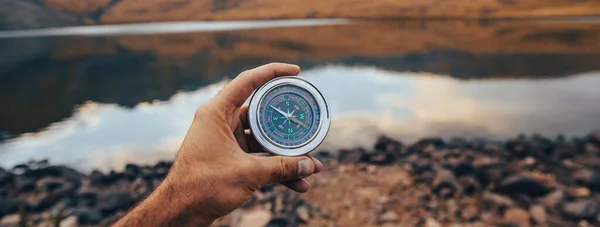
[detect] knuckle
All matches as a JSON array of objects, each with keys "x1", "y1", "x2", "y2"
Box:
[{"x1": 277, "y1": 158, "x2": 290, "y2": 181}]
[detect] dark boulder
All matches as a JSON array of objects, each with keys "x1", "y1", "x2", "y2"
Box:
[
  {"x1": 21, "y1": 166, "x2": 83, "y2": 183},
  {"x1": 312, "y1": 150, "x2": 333, "y2": 162},
  {"x1": 75, "y1": 208, "x2": 104, "y2": 225},
  {"x1": 77, "y1": 191, "x2": 98, "y2": 207},
  {"x1": 432, "y1": 169, "x2": 460, "y2": 199},
  {"x1": 415, "y1": 137, "x2": 445, "y2": 149},
  {"x1": 266, "y1": 216, "x2": 295, "y2": 227},
  {"x1": 374, "y1": 136, "x2": 403, "y2": 156},
  {"x1": 97, "y1": 193, "x2": 133, "y2": 216},
  {"x1": 561, "y1": 199, "x2": 600, "y2": 222},
  {"x1": 474, "y1": 163, "x2": 508, "y2": 187},
  {"x1": 362, "y1": 150, "x2": 395, "y2": 165},
  {"x1": 573, "y1": 169, "x2": 600, "y2": 191},
  {"x1": 15, "y1": 178, "x2": 36, "y2": 193},
  {"x1": 495, "y1": 176, "x2": 549, "y2": 198},
  {"x1": 32, "y1": 179, "x2": 77, "y2": 211},
  {"x1": 89, "y1": 170, "x2": 111, "y2": 187},
  {"x1": 124, "y1": 164, "x2": 141, "y2": 180},
  {"x1": 411, "y1": 160, "x2": 433, "y2": 175},
  {"x1": 337, "y1": 149, "x2": 364, "y2": 164},
  {"x1": 452, "y1": 162, "x2": 475, "y2": 178},
  {"x1": 0, "y1": 171, "x2": 14, "y2": 187}
]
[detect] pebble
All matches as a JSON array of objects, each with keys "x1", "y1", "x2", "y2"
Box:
[
  {"x1": 377, "y1": 210, "x2": 398, "y2": 224},
  {"x1": 235, "y1": 210, "x2": 271, "y2": 227},
  {"x1": 460, "y1": 203, "x2": 479, "y2": 221},
  {"x1": 567, "y1": 187, "x2": 591, "y2": 198},
  {"x1": 561, "y1": 199, "x2": 600, "y2": 222},
  {"x1": 296, "y1": 205, "x2": 310, "y2": 223},
  {"x1": 503, "y1": 208, "x2": 531, "y2": 227},
  {"x1": 530, "y1": 205, "x2": 547, "y2": 225}
]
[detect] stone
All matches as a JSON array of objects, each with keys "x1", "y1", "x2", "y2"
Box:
[
  {"x1": 96, "y1": 193, "x2": 133, "y2": 215},
  {"x1": 89, "y1": 170, "x2": 110, "y2": 187},
  {"x1": 539, "y1": 190, "x2": 564, "y2": 209},
  {"x1": 425, "y1": 217, "x2": 442, "y2": 227},
  {"x1": 0, "y1": 171, "x2": 14, "y2": 187},
  {"x1": 15, "y1": 178, "x2": 36, "y2": 193},
  {"x1": 452, "y1": 162, "x2": 475, "y2": 178},
  {"x1": 523, "y1": 157, "x2": 536, "y2": 167},
  {"x1": 77, "y1": 191, "x2": 98, "y2": 207},
  {"x1": 460, "y1": 203, "x2": 479, "y2": 221},
  {"x1": 60, "y1": 215, "x2": 77, "y2": 227},
  {"x1": 495, "y1": 176, "x2": 548, "y2": 197},
  {"x1": 296, "y1": 205, "x2": 310, "y2": 223},
  {"x1": 432, "y1": 169, "x2": 460, "y2": 199},
  {"x1": 31, "y1": 179, "x2": 76, "y2": 211},
  {"x1": 21, "y1": 166, "x2": 83, "y2": 183},
  {"x1": 566, "y1": 187, "x2": 591, "y2": 198},
  {"x1": 265, "y1": 216, "x2": 294, "y2": 227},
  {"x1": 411, "y1": 160, "x2": 433, "y2": 175},
  {"x1": 416, "y1": 137, "x2": 445, "y2": 149},
  {"x1": 74, "y1": 208, "x2": 103, "y2": 225},
  {"x1": 529, "y1": 205, "x2": 547, "y2": 225},
  {"x1": 233, "y1": 210, "x2": 271, "y2": 227},
  {"x1": 363, "y1": 151, "x2": 395, "y2": 165},
  {"x1": 503, "y1": 208, "x2": 531, "y2": 227},
  {"x1": 337, "y1": 149, "x2": 364, "y2": 164},
  {"x1": 374, "y1": 136, "x2": 403, "y2": 156},
  {"x1": 366, "y1": 165, "x2": 377, "y2": 174},
  {"x1": 561, "y1": 199, "x2": 600, "y2": 222},
  {"x1": 0, "y1": 214, "x2": 19, "y2": 226},
  {"x1": 377, "y1": 210, "x2": 398, "y2": 224},
  {"x1": 573, "y1": 169, "x2": 600, "y2": 191},
  {"x1": 482, "y1": 192, "x2": 515, "y2": 209}
]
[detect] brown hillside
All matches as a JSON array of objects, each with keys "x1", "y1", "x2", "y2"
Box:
[{"x1": 42, "y1": 0, "x2": 600, "y2": 25}]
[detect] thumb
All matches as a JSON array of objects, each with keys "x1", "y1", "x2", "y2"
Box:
[{"x1": 255, "y1": 156, "x2": 315, "y2": 184}]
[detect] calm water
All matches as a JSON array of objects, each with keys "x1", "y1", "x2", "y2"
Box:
[{"x1": 1, "y1": 20, "x2": 600, "y2": 172}]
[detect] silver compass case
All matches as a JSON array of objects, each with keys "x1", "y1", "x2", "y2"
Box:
[{"x1": 248, "y1": 76, "x2": 331, "y2": 156}]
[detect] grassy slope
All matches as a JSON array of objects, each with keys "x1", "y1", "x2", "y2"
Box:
[{"x1": 41, "y1": 0, "x2": 600, "y2": 25}]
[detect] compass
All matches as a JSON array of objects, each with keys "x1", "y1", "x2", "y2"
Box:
[{"x1": 248, "y1": 76, "x2": 330, "y2": 156}]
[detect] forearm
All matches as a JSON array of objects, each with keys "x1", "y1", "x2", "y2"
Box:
[{"x1": 113, "y1": 178, "x2": 214, "y2": 227}]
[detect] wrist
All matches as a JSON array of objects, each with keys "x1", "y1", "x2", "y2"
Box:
[{"x1": 152, "y1": 176, "x2": 215, "y2": 226}]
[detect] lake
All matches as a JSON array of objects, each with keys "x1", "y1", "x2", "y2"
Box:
[{"x1": 1, "y1": 19, "x2": 600, "y2": 172}]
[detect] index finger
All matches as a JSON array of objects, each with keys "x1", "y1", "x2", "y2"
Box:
[{"x1": 217, "y1": 63, "x2": 300, "y2": 110}]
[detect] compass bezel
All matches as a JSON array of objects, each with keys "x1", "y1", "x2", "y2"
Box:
[{"x1": 248, "y1": 76, "x2": 330, "y2": 156}]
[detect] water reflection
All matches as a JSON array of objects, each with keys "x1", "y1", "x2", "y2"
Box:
[{"x1": 1, "y1": 66, "x2": 599, "y2": 172}]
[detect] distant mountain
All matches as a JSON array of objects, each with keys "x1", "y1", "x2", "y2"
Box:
[
  {"x1": 0, "y1": 0, "x2": 80, "y2": 30},
  {"x1": 1, "y1": 0, "x2": 600, "y2": 30}
]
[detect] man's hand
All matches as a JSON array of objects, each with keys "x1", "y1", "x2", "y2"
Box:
[{"x1": 113, "y1": 63, "x2": 323, "y2": 227}]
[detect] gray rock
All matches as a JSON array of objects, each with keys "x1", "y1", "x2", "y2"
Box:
[
  {"x1": 561, "y1": 199, "x2": 600, "y2": 222},
  {"x1": 539, "y1": 190, "x2": 564, "y2": 209},
  {"x1": 376, "y1": 210, "x2": 398, "y2": 224},
  {"x1": 0, "y1": 171, "x2": 14, "y2": 187},
  {"x1": 96, "y1": 193, "x2": 133, "y2": 215},
  {"x1": 482, "y1": 191, "x2": 515, "y2": 209},
  {"x1": 460, "y1": 203, "x2": 479, "y2": 222},
  {"x1": 573, "y1": 169, "x2": 600, "y2": 191},
  {"x1": 74, "y1": 208, "x2": 103, "y2": 225},
  {"x1": 432, "y1": 169, "x2": 460, "y2": 198},
  {"x1": 265, "y1": 216, "x2": 294, "y2": 227},
  {"x1": 529, "y1": 205, "x2": 547, "y2": 225},
  {"x1": 295, "y1": 205, "x2": 310, "y2": 223},
  {"x1": 495, "y1": 176, "x2": 548, "y2": 197},
  {"x1": 503, "y1": 208, "x2": 531, "y2": 227}
]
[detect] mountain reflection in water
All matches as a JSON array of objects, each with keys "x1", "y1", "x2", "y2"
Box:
[{"x1": 1, "y1": 20, "x2": 600, "y2": 171}]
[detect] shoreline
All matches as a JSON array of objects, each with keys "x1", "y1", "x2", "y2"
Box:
[{"x1": 1, "y1": 131, "x2": 600, "y2": 226}]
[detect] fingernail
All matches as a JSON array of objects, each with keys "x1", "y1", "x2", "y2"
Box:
[{"x1": 297, "y1": 158, "x2": 313, "y2": 178}]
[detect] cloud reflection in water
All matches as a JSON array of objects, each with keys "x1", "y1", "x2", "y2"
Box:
[{"x1": 0, "y1": 66, "x2": 599, "y2": 172}]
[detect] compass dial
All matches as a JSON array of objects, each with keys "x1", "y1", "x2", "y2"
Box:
[
  {"x1": 259, "y1": 85, "x2": 320, "y2": 147},
  {"x1": 249, "y1": 77, "x2": 330, "y2": 156}
]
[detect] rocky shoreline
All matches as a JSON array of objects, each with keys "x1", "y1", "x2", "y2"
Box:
[{"x1": 1, "y1": 131, "x2": 600, "y2": 226}]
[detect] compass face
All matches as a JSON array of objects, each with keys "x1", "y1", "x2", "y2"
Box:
[
  {"x1": 258, "y1": 85, "x2": 320, "y2": 148},
  {"x1": 249, "y1": 76, "x2": 330, "y2": 156}
]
